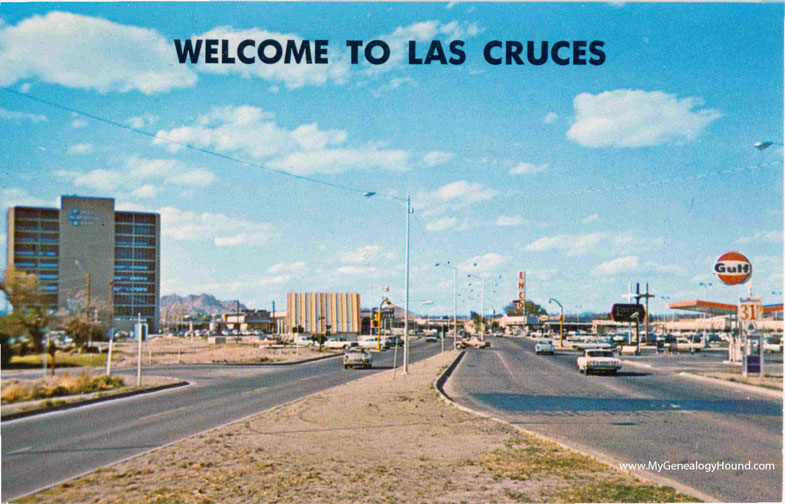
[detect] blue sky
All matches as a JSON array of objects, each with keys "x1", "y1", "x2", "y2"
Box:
[{"x1": 0, "y1": 2, "x2": 782, "y2": 318}]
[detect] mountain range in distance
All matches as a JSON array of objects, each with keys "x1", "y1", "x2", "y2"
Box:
[{"x1": 160, "y1": 293, "x2": 248, "y2": 318}]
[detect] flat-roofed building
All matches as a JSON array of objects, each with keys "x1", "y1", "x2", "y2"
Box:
[
  {"x1": 286, "y1": 292, "x2": 361, "y2": 334},
  {"x1": 6, "y1": 195, "x2": 160, "y2": 332}
]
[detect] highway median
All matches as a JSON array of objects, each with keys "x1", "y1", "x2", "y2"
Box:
[{"x1": 14, "y1": 350, "x2": 698, "y2": 504}]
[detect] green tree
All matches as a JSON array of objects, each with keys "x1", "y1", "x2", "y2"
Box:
[
  {"x1": 0, "y1": 267, "x2": 52, "y2": 353},
  {"x1": 59, "y1": 300, "x2": 111, "y2": 351},
  {"x1": 0, "y1": 314, "x2": 24, "y2": 368},
  {"x1": 504, "y1": 300, "x2": 546, "y2": 317}
]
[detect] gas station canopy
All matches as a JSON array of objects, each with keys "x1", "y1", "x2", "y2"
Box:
[{"x1": 668, "y1": 300, "x2": 783, "y2": 315}]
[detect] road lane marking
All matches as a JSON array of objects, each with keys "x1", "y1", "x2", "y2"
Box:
[{"x1": 497, "y1": 352, "x2": 516, "y2": 379}]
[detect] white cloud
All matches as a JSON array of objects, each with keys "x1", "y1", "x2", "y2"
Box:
[
  {"x1": 66, "y1": 143, "x2": 94, "y2": 155},
  {"x1": 131, "y1": 184, "x2": 158, "y2": 199},
  {"x1": 525, "y1": 232, "x2": 605, "y2": 256},
  {"x1": 509, "y1": 162, "x2": 547, "y2": 175},
  {"x1": 416, "y1": 180, "x2": 499, "y2": 216},
  {"x1": 266, "y1": 146, "x2": 410, "y2": 175},
  {"x1": 425, "y1": 217, "x2": 459, "y2": 232},
  {"x1": 0, "y1": 106, "x2": 47, "y2": 122},
  {"x1": 458, "y1": 253, "x2": 508, "y2": 273},
  {"x1": 593, "y1": 256, "x2": 639, "y2": 276},
  {"x1": 268, "y1": 261, "x2": 307, "y2": 274},
  {"x1": 496, "y1": 215, "x2": 526, "y2": 227},
  {"x1": 567, "y1": 89, "x2": 721, "y2": 148},
  {"x1": 735, "y1": 230, "x2": 783, "y2": 244},
  {"x1": 371, "y1": 76, "x2": 416, "y2": 97},
  {"x1": 423, "y1": 151, "x2": 455, "y2": 167},
  {"x1": 582, "y1": 214, "x2": 600, "y2": 224},
  {"x1": 0, "y1": 188, "x2": 54, "y2": 208},
  {"x1": 57, "y1": 156, "x2": 215, "y2": 195},
  {"x1": 341, "y1": 245, "x2": 383, "y2": 264},
  {"x1": 543, "y1": 112, "x2": 558, "y2": 124},
  {"x1": 0, "y1": 11, "x2": 197, "y2": 94},
  {"x1": 524, "y1": 231, "x2": 662, "y2": 257},
  {"x1": 190, "y1": 27, "x2": 349, "y2": 89},
  {"x1": 644, "y1": 262, "x2": 687, "y2": 276},
  {"x1": 337, "y1": 265, "x2": 377, "y2": 275},
  {"x1": 154, "y1": 105, "x2": 411, "y2": 175},
  {"x1": 159, "y1": 206, "x2": 274, "y2": 247},
  {"x1": 127, "y1": 113, "x2": 158, "y2": 129},
  {"x1": 593, "y1": 256, "x2": 687, "y2": 276},
  {"x1": 70, "y1": 118, "x2": 87, "y2": 128}
]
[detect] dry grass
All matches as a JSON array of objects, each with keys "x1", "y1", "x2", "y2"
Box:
[
  {"x1": 108, "y1": 337, "x2": 331, "y2": 367},
  {"x1": 2, "y1": 372, "x2": 124, "y2": 404}
]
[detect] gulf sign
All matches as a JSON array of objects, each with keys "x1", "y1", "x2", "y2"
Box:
[{"x1": 714, "y1": 252, "x2": 752, "y2": 285}]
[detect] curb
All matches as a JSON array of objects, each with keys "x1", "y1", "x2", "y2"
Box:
[
  {"x1": 180, "y1": 353, "x2": 343, "y2": 367},
  {"x1": 7, "y1": 367, "x2": 346, "y2": 502},
  {"x1": 679, "y1": 372, "x2": 783, "y2": 400},
  {"x1": 1, "y1": 381, "x2": 189, "y2": 422},
  {"x1": 433, "y1": 352, "x2": 720, "y2": 503}
]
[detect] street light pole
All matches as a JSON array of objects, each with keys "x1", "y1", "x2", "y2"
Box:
[
  {"x1": 435, "y1": 262, "x2": 459, "y2": 350},
  {"x1": 403, "y1": 195, "x2": 412, "y2": 375},
  {"x1": 364, "y1": 191, "x2": 412, "y2": 374}
]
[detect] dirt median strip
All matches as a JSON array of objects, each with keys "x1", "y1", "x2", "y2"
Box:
[{"x1": 15, "y1": 351, "x2": 698, "y2": 504}]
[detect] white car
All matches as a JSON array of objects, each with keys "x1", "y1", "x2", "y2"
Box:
[
  {"x1": 763, "y1": 338, "x2": 783, "y2": 353},
  {"x1": 343, "y1": 347, "x2": 372, "y2": 369},
  {"x1": 577, "y1": 349, "x2": 622, "y2": 375},
  {"x1": 294, "y1": 335, "x2": 315, "y2": 346},
  {"x1": 324, "y1": 338, "x2": 351, "y2": 350},
  {"x1": 535, "y1": 339, "x2": 554, "y2": 355},
  {"x1": 675, "y1": 338, "x2": 702, "y2": 352}
]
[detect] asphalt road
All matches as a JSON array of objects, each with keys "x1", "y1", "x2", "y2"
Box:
[
  {"x1": 444, "y1": 337, "x2": 783, "y2": 503},
  {"x1": 2, "y1": 339, "x2": 446, "y2": 500}
]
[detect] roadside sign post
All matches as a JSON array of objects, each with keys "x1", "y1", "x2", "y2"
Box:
[
  {"x1": 135, "y1": 314, "x2": 148, "y2": 387},
  {"x1": 739, "y1": 297, "x2": 763, "y2": 378},
  {"x1": 714, "y1": 251, "x2": 753, "y2": 365}
]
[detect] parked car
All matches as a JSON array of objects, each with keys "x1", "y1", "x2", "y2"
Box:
[
  {"x1": 675, "y1": 338, "x2": 702, "y2": 352},
  {"x1": 325, "y1": 337, "x2": 351, "y2": 350},
  {"x1": 457, "y1": 337, "x2": 489, "y2": 349},
  {"x1": 343, "y1": 347, "x2": 372, "y2": 369},
  {"x1": 424, "y1": 335, "x2": 438, "y2": 343},
  {"x1": 577, "y1": 349, "x2": 622, "y2": 375},
  {"x1": 294, "y1": 335, "x2": 315, "y2": 346},
  {"x1": 535, "y1": 339, "x2": 554, "y2": 355},
  {"x1": 763, "y1": 337, "x2": 783, "y2": 353}
]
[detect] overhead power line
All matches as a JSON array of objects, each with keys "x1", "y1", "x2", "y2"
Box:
[{"x1": 0, "y1": 86, "x2": 403, "y2": 201}]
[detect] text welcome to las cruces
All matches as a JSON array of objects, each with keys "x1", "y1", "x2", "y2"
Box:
[{"x1": 174, "y1": 38, "x2": 606, "y2": 66}]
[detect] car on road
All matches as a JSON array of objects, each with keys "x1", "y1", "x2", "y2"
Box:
[
  {"x1": 675, "y1": 337, "x2": 702, "y2": 352},
  {"x1": 577, "y1": 349, "x2": 622, "y2": 375},
  {"x1": 343, "y1": 347, "x2": 372, "y2": 369},
  {"x1": 535, "y1": 339, "x2": 554, "y2": 355},
  {"x1": 424, "y1": 335, "x2": 438, "y2": 343},
  {"x1": 457, "y1": 337, "x2": 489, "y2": 349},
  {"x1": 325, "y1": 337, "x2": 352, "y2": 350}
]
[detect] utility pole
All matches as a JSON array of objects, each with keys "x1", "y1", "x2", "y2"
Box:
[
  {"x1": 636, "y1": 283, "x2": 654, "y2": 344},
  {"x1": 85, "y1": 273, "x2": 91, "y2": 310}
]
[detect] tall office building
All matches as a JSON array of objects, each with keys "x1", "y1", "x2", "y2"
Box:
[
  {"x1": 6, "y1": 196, "x2": 160, "y2": 332},
  {"x1": 286, "y1": 292, "x2": 361, "y2": 334}
]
